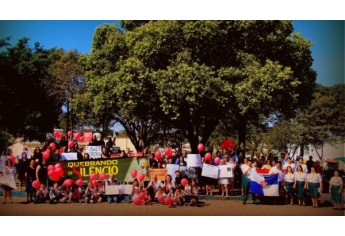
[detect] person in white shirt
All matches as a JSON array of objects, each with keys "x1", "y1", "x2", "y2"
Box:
[
  {"x1": 297, "y1": 158, "x2": 308, "y2": 173},
  {"x1": 329, "y1": 170, "x2": 343, "y2": 210},
  {"x1": 147, "y1": 174, "x2": 162, "y2": 201},
  {"x1": 227, "y1": 158, "x2": 236, "y2": 196},
  {"x1": 269, "y1": 162, "x2": 284, "y2": 181},
  {"x1": 283, "y1": 158, "x2": 296, "y2": 172},
  {"x1": 293, "y1": 165, "x2": 307, "y2": 206},
  {"x1": 241, "y1": 159, "x2": 255, "y2": 205},
  {"x1": 306, "y1": 167, "x2": 322, "y2": 208},
  {"x1": 284, "y1": 166, "x2": 295, "y2": 205},
  {"x1": 240, "y1": 158, "x2": 248, "y2": 197}
]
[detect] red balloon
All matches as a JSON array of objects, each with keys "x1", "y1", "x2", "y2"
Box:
[
  {"x1": 54, "y1": 131, "x2": 59, "y2": 137},
  {"x1": 63, "y1": 179, "x2": 73, "y2": 188},
  {"x1": 133, "y1": 196, "x2": 141, "y2": 206},
  {"x1": 138, "y1": 173, "x2": 145, "y2": 182},
  {"x1": 91, "y1": 180, "x2": 98, "y2": 187},
  {"x1": 54, "y1": 163, "x2": 62, "y2": 169},
  {"x1": 79, "y1": 136, "x2": 84, "y2": 142},
  {"x1": 164, "y1": 148, "x2": 172, "y2": 157},
  {"x1": 197, "y1": 143, "x2": 205, "y2": 152},
  {"x1": 51, "y1": 174, "x2": 60, "y2": 182},
  {"x1": 43, "y1": 151, "x2": 50, "y2": 159},
  {"x1": 32, "y1": 180, "x2": 41, "y2": 189},
  {"x1": 131, "y1": 169, "x2": 137, "y2": 178},
  {"x1": 181, "y1": 178, "x2": 188, "y2": 187},
  {"x1": 138, "y1": 192, "x2": 146, "y2": 200},
  {"x1": 90, "y1": 173, "x2": 98, "y2": 181},
  {"x1": 155, "y1": 151, "x2": 161, "y2": 159},
  {"x1": 99, "y1": 173, "x2": 106, "y2": 181},
  {"x1": 59, "y1": 148, "x2": 64, "y2": 155},
  {"x1": 48, "y1": 165, "x2": 54, "y2": 171},
  {"x1": 205, "y1": 152, "x2": 212, "y2": 161},
  {"x1": 48, "y1": 170, "x2": 54, "y2": 177},
  {"x1": 8, "y1": 156, "x2": 16, "y2": 164},
  {"x1": 57, "y1": 133, "x2": 63, "y2": 139},
  {"x1": 49, "y1": 143, "x2": 56, "y2": 151},
  {"x1": 164, "y1": 196, "x2": 171, "y2": 205},
  {"x1": 157, "y1": 195, "x2": 165, "y2": 203},
  {"x1": 74, "y1": 132, "x2": 81, "y2": 140},
  {"x1": 214, "y1": 157, "x2": 221, "y2": 165},
  {"x1": 67, "y1": 131, "x2": 73, "y2": 137},
  {"x1": 168, "y1": 197, "x2": 174, "y2": 205},
  {"x1": 75, "y1": 179, "x2": 83, "y2": 187},
  {"x1": 55, "y1": 167, "x2": 64, "y2": 177},
  {"x1": 68, "y1": 141, "x2": 74, "y2": 148}
]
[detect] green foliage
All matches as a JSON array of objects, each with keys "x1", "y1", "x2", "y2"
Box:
[{"x1": 0, "y1": 38, "x2": 63, "y2": 141}]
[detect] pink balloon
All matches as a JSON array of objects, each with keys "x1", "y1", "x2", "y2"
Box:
[
  {"x1": 138, "y1": 192, "x2": 146, "y2": 200},
  {"x1": 155, "y1": 151, "x2": 161, "y2": 159},
  {"x1": 67, "y1": 131, "x2": 72, "y2": 137},
  {"x1": 181, "y1": 178, "x2": 188, "y2": 187},
  {"x1": 131, "y1": 169, "x2": 137, "y2": 178},
  {"x1": 138, "y1": 173, "x2": 145, "y2": 182},
  {"x1": 32, "y1": 180, "x2": 41, "y2": 189},
  {"x1": 43, "y1": 151, "x2": 50, "y2": 159},
  {"x1": 214, "y1": 157, "x2": 221, "y2": 165},
  {"x1": 164, "y1": 196, "x2": 171, "y2": 205},
  {"x1": 91, "y1": 180, "x2": 98, "y2": 187},
  {"x1": 205, "y1": 152, "x2": 212, "y2": 161},
  {"x1": 68, "y1": 141, "x2": 74, "y2": 148},
  {"x1": 74, "y1": 132, "x2": 81, "y2": 140},
  {"x1": 54, "y1": 163, "x2": 62, "y2": 169},
  {"x1": 49, "y1": 143, "x2": 56, "y2": 151},
  {"x1": 133, "y1": 196, "x2": 141, "y2": 206},
  {"x1": 168, "y1": 197, "x2": 174, "y2": 205},
  {"x1": 99, "y1": 173, "x2": 106, "y2": 181},
  {"x1": 90, "y1": 173, "x2": 98, "y2": 181},
  {"x1": 75, "y1": 179, "x2": 83, "y2": 187},
  {"x1": 197, "y1": 143, "x2": 205, "y2": 152}
]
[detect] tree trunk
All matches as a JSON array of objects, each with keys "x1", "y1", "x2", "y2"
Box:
[
  {"x1": 238, "y1": 114, "x2": 247, "y2": 159},
  {"x1": 66, "y1": 101, "x2": 70, "y2": 138}
]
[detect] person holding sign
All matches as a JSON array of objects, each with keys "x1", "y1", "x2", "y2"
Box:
[{"x1": 218, "y1": 160, "x2": 229, "y2": 197}]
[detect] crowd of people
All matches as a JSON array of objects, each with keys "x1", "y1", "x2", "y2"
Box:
[{"x1": 0, "y1": 136, "x2": 343, "y2": 210}]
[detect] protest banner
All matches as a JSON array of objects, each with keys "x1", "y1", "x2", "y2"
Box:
[
  {"x1": 85, "y1": 146, "x2": 102, "y2": 159},
  {"x1": 149, "y1": 168, "x2": 167, "y2": 181},
  {"x1": 166, "y1": 164, "x2": 180, "y2": 180},
  {"x1": 218, "y1": 164, "x2": 233, "y2": 178},
  {"x1": 201, "y1": 164, "x2": 219, "y2": 179},
  {"x1": 61, "y1": 152, "x2": 78, "y2": 161},
  {"x1": 119, "y1": 184, "x2": 133, "y2": 195},
  {"x1": 187, "y1": 154, "x2": 202, "y2": 168},
  {"x1": 55, "y1": 157, "x2": 150, "y2": 182}
]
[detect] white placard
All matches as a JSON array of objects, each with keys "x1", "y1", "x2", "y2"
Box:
[
  {"x1": 85, "y1": 146, "x2": 102, "y2": 159},
  {"x1": 201, "y1": 164, "x2": 219, "y2": 179},
  {"x1": 187, "y1": 154, "x2": 202, "y2": 168},
  {"x1": 105, "y1": 185, "x2": 119, "y2": 195},
  {"x1": 218, "y1": 165, "x2": 233, "y2": 178},
  {"x1": 61, "y1": 152, "x2": 78, "y2": 161},
  {"x1": 0, "y1": 174, "x2": 17, "y2": 189},
  {"x1": 166, "y1": 164, "x2": 180, "y2": 180}
]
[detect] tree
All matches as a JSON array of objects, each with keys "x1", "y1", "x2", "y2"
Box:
[
  {"x1": 0, "y1": 38, "x2": 63, "y2": 141},
  {"x1": 77, "y1": 21, "x2": 316, "y2": 153}
]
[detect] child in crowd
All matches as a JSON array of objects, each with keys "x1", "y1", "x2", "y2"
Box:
[
  {"x1": 143, "y1": 188, "x2": 151, "y2": 205},
  {"x1": 174, "y1": 186, "x2": 185, "y2": 206},
  {"x1": 49, "y1": 183, "x2": 61, "y2": 204},
  {"x1": 154, "y1": 186, "x2": 166, "y2": 203},
  {"x1": 34, "y1": 184, "x2": 48, "y2": 204}
]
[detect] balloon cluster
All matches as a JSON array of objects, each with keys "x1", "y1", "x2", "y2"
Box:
[
  {"x1": 133, "y1": 191, "x2": 146, "y2": 205},
  {"x1": 48, "y1": 163, "x2": 65, "y2": 182}
]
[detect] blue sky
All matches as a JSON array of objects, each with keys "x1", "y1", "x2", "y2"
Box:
[{"x1": 0, "y1": 20, "x2": 343, "y2": 87}]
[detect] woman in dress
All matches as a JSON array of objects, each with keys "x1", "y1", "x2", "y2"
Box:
[
  {"x1": 306, "y1": 166, "x2": 322, "y2": 208},
  {"x1": 25, "y1": 159, "x2": 36, "y2": 203},
  {"x1": 284, "y1": 166, "x2": 295, "y2": 205},
  {"x1": 36, "y1": 158, "x2": 48, "y2": 186},
  {"x1": 293, "y1": 165, "x2": 307, "y2": 206},
  {"x1": 17, "y1": 152, "x2": 29, "y2": 192},
  {"x1": 163, "y1": 174, "x2": 175, "y2": 194},
  {"x1": 218, "y1": 159, "x2": 229, "y2": 197},
  {"x1": 1, "y1": 159, "x2": 17, "y2": 203},
  {"x1": 329, "y1": 170, "x2": 343, "y2": 210}
]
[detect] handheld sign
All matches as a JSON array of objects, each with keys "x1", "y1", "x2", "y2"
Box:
[
  {"x1": 187, "y1": 154, "x2": 202, "y2": 168},
  {"x1": 85, "y1": 146, "x2": 102, "y2": 159}
]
